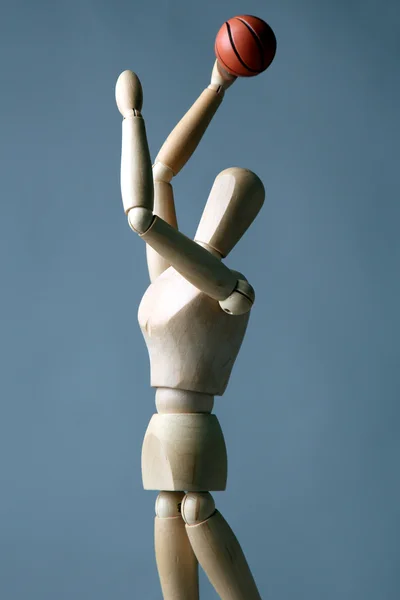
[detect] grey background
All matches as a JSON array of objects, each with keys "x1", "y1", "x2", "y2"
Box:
[{"x1": 1, "y1": 0, "x2": 399, "y2": 598}]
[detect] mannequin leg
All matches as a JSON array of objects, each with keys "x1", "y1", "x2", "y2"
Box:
[
  {"x1": 155, "y1": 491, "x2": 199, "y2": 599},
  {"x1": 182, "y1": 492, "x2": 261, "y2": 600}
]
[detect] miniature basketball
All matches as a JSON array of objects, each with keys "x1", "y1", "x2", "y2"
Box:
[{"x1": 215, "y1": 15, "x2": 277, "y2": 77}]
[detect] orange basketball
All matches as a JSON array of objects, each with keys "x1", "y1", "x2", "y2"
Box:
[{"x1": 215, "y1": 15, "x2": 277, "y2": 77}]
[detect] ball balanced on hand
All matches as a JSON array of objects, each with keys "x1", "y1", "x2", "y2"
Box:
[{"x1": 215, "y1": 14, "x2": 277, "y2": 77}]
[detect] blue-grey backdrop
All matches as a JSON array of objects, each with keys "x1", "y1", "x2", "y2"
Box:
[{"x1": 1, "y1": 0, "x2": 399, "y2": 598}]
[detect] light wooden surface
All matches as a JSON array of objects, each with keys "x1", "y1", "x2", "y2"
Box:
[
  {"x1": 141, "y1": 413, "x2": 227, "y2": 491},
  {"x1": 185, "y1": 509, "x2": 262, "y2": 600},
  {"x1": 155, "y1": 516, "x2": 199, "y2": 599},
  {"x1": 155, "y1": 87, "x2": 224, "y2": 176},
  {"x1": 116, "y1": 70, "x2": 153, "y2": 214},
  {"x1": 138, "y1": 215, "x2": 237, "y2": 301},
  {"x1": 116, "y1": 61, "x2": 265, "y2": 598},
  {"x1": 120, "y1": 116, "x2": 153, "y2": 214},
  {"x1": 155, "y1": 491, "x2": 199, "y2": 599},
  {"x1": 155, "y1": 388, "x2": 214, "y2": 414},
  {"x1": 195, "y1": 167, "x2": 265, "y2": 258},
  {"x1": 138, "y1": 267, "x2": 249, "y2": 395},
  {"x1": 115, "y1": 69, "x2": 143, "y2": 117},
  {"x1": 118, "y1": 66, "x2": 259, "y2": 314},
  {"x1": 181, "y1": 491, "x2": 216, "y2": 525},
  {"x1": 146, "y1": 180, "x2": 178, "y2": 281}
]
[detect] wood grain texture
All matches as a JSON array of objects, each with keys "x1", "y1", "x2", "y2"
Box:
[
  {"x1": 155, "y1": 88, "x2": 223, "y2": 176},
  {"x1": 155, "y1": 516, "x2": 199, "y2": 600},
  {"x1": 186, "y1": 510, "x2": 262, "y2": 600},
  {"x1": 155, "y1": 388, "x2": 214, "y2": 414},
  {"x1": 138, "y1": 267, "x2": 249, "y2": 394},
  {"x1": 140, "y1": 216, "x2": 237, "y2": 300},
  {"x1": 195, "y1": 167, "x2": 265, "y2": 258},
  {"x1": 120, "y1": 116, "x2": 153, "y2": 214},
  {"x1": 146, "y1": 180, "x2": 178, "y2": 282},
  {"x1": 141, "y1": 413, "x2": 227, "y2": 491},
  {"x1": 115, "y1": 69, "x2": 143, "y2": 117},
  {"x1": 116, "y1": 63, "x2": 265, "y2": 599}
]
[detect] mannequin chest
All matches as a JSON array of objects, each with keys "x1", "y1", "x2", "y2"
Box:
[{"x1": 138, "y1": 267, "x2": 249, "y2": 395}]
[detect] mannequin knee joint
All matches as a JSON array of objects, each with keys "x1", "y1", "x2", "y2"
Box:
[
  {"x1": 181, "y1": 492, "x2": 216, "y2": 525},
  {"x1": 155, "y1": 491, "x2": 185, "y2": 518}
]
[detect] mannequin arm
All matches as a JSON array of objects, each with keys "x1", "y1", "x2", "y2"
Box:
[{"x1": 116, "y1": 68, "x2": 253, "y2": 315}]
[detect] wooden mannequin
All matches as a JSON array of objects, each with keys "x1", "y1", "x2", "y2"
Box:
[{"x1": 116, "y1": 60, "x2": 265, "y2": 600}]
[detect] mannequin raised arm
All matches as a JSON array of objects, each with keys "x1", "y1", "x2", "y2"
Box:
[
  {"x1": 116, "y1": 69, "x2": 262, "y2": 315},
  {"x1": 116, "y1": 64, "x2": 236, "y2": 282},
  {"x1": 147, "y1": 61, "x2": 236, "y2": 281},
  {"x1": 154, "y1": 60, "x2": 236, "y2": 178}
]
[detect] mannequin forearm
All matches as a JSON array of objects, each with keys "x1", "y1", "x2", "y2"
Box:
[{"x1": 128, "y1": 208, "x2": 236, "y2": 301}]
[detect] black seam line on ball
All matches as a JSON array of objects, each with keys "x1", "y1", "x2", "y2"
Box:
[
  {"x1": 226, "y1": 22, "x2": 260, "y2": 74},
  {"x1": 216, "y1": 47, "x2": 241, "y2": 77},
  {"x1": 235, "y1": 17, "x2": 266, "y2": 69}
]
